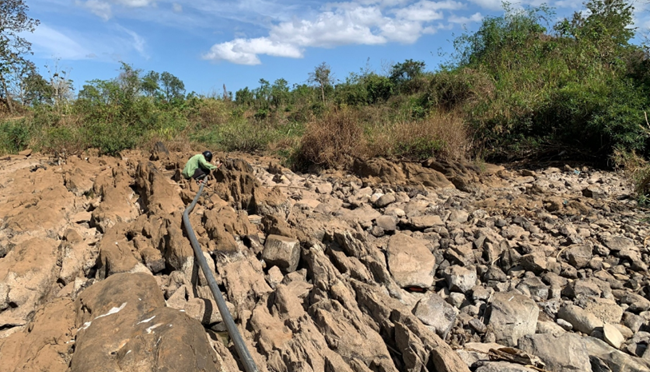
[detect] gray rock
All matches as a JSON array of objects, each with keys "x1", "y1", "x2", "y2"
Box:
[
  {"x1": 409, "y1": 215, "x2": 444, "y2": 229},
  {"x1": 566, "y1": 244, "x2": 593, "y2": 269},
  {"x1": 583, "y1": 297, "x2": 624, "y2": 324},
  {"x1": 469, "y1": 318, "x2": 487, "y2": 333},
  {"x1": 262, "y1": 235, "x2": 301, "y2": 273},
  {"x1": 603, "y1": 323, "x2": 624, "y2": 349},
  {"x1": 387, "y1": 233, "x2": 436, "y2": 288},
  {"x1": 520, "y1": 251, "x2": 547, "y2": 274},
  {"x1": 413, "y1": 292, "x2": 459, "y2": 339},
  {"x1": 623, "y1": 312, "x2": 645, "y2": 333},
  {"x1": 557, "y1": 304, "x2": 604, "y2": 334},
  {"x1": 375, "y1": 193, "x2": 396, "y2": 208},
  {"x1": 583, "y1": 185, "x2": 606, "y2": 199},
  {"x1": 537, "y1": 320, "x2": 566, "y2": 336},
  {"x1": 315, "y1": 183, "x2": 333, "y2": 194},
  {"x1": 444, "y1": 265, "x2": 477, "y2": 293},
  {"x1": 475, "y1": 362, "x2": 537, "y2": 372},
  {"x1": 562, "y1": 279, "x2": 602, "y2": 299},
  {"x1": 516, "y1": 276, "x2": 549, "y2": 301},
  {"x1": 601, "y1": 235, "x2": 635, "y2": 252},
  {"x1": 582, "y1": 336, "x2": 650, "y2": 372},
  {"x1": 487, "y1": 292, "x2": 539, "y2": 347},
  {"x1": 518, "y1": 333, "x2": 591, "y2": 372},
  {"x1": 375, "y1": 215, "x2": 397, "y2": 233},
  {"x1": 449, "y1": 210, "x2": 469, "y2": 223},
  {"x1": 615, "y1": 291, "x2": 650, "y2": 312},
  {"x1": 556, "y1": 318, "x2": 573, "y2": 331}
]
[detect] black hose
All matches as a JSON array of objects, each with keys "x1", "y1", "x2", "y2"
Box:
[{"x1": 182, "y1": 182, "x2": 259, "y2": 372}]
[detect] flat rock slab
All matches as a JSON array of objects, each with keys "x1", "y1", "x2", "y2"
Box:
[
  {"x1": 387, "y1": 233, "x2": 436, "y2": 288},
  {"x1": 518, "y1": 333, "x2": 591, "y2": 372},
  {"x1": 263, "y1": 234, "x2": 301, "y2": 273},
  {"x1": 413, "y1": 291, "x2": 459, "y2": 338},
  {"x1": 487, "y1": 292, "x2": 538, "y2": 347},
  {"x1": 70, "y1": 273, "x2": 223, "y2": 372}
]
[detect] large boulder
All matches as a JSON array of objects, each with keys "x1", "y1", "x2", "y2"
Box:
[
  {"x1": 0, "y1": 238, "x2": 59, "y2": 328},
  {"x1": 135, "y1": 161, "x2": 184, "y2": 215},
  {"x1": 413, "y1": 291, "x2": 459, "y2": 339},
  {"x1": 0, "y1": 298, "x2": 75, "y2": 372},
  {"x1": 518, "y1": 333, "x2": 592, "y2": 372},
  {"x1": 70, "y1": 273, "x2": 223, "y2": 372},
  {"x1": 487, "y1": 292, "x2": 539, "y2": 347},
  {"x1": 387, "y1": 233, "x2": 436, "y2": 288},
  {"x1": 262, "y1": 235, "x2": 301, "y2": 273}
]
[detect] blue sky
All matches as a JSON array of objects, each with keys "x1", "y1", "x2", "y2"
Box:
[{"x1": 23, "y1": 0, "x2": 650, "y2": 95}]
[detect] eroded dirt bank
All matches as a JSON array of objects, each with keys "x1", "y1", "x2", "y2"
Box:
[{"x1": 0, "y1": 148, "x2": 649, "y2": 372}]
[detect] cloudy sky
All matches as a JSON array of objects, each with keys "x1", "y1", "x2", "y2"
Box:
[{"x1": 23, "y1": 0, "x2": 650, "y2": 94}]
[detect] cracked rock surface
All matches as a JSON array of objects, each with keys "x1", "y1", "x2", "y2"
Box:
[{"x1": 1, "y1": 149, "x2": 650, "y2": 372}]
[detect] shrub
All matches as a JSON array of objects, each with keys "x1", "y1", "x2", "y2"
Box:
[
  {"x1": 298, "y1": 109, "x2": 365, "y2": 168},
  {"x1": 0, "y1": 119, "x2": 31, "y2": 154}
]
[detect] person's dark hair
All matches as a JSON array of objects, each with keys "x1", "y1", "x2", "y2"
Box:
[{"x1": 202, "y1": 151, "x2": 213, "y2": 162}]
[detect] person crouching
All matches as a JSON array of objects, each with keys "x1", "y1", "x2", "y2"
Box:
[{"x1": 182, "y1": 151, "x2": 219, "y2": 182}]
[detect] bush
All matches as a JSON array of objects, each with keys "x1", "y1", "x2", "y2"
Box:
[
  {"x1": 0, "y1": 119, "x2": 31, "y2": 154},
  {"x1": 367, "y1": 113, "x2": 470, "y2": 161},
  {"x1": 298, "y1": 109, "x2": 365, "y2": 168}
]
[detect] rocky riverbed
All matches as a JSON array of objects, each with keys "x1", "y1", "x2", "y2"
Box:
[{"x1": 1, "y1": 147, "x2": 650, "y2": 372}]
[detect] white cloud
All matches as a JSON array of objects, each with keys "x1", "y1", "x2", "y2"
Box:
[
  {"x1": 27, "y1": 24, "x2": 92, "y2": 60},
  {"x1": 75, "y1": 0, "x2": 156, "y2": 19},
  {"x1": 76, "y1": 0, "x2": 112, "y2": 20},
  {"x1": 449, "y1": 12, "x2": 483, "y2": 24},
  {"x1": 203, "y1": 1, "x2": 466, "y2": 64},
  {"x1": 467, "y1": 0, "x2": 503, "y2": 11},
  {"x1": 172, "y1": 3, "x2": 182, "y2": 13},
  {"x1": 115, "y1": 25, "x2": 148, "y2": 58},
  {"x1": 203, "y1": 38, "x2": 302, "y2": 65},
  {"x1": 394, "y1": 1, "x2": 464, "y2": 21}
]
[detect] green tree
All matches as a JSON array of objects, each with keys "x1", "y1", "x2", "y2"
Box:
[
  {"x1": 0, "y1": 0, "x2": 39, "y2": 113},
  {"x1": 309, "y1": 62, "x2": 333, "y2": 104},
  {"x1": 389, "y1": 59, "x2": 425, "y2": 93},
  {"x1": 141, "y1": 71, "x2": 160, "y2": 97},
  {"x1": 160, "y1": 71, "x2": 185, "y2": 101}
]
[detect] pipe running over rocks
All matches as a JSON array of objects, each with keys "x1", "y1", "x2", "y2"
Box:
[{"x1": 182, "y1": 182, "x2": 259, "y2": 372}]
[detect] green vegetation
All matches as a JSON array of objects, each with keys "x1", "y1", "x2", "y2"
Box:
[{"x1": 1, "y1": 0, "x2": 649, "y2": 185}]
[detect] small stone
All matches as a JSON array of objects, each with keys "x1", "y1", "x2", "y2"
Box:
[
  {"x1": 449, "y1": 210, "x2": 469, "y2": 223},
  {"x1": 409, "y1": 215, "x2": 444, "y2": 229},
  {"x1": 557, "y1": 304, "x2": 603, "y2": 334},
  {"x1": 266, "y1": 266, "x2": 284, "y2": 288},
  {"x1": 412, "y1": 292, "x2": 459, "y2": 339},
  {"x1": 603, "y1": 323, "x2": 625, "y2": 349},
  {"x1": 583, "y1": 186, "x2": 605, "y2": 199},
  {"x1": 375, "y1": 215, "x2": 397, "y2": 233},
  {"x1": 520, "y1": 251, "x2": 547, "y2": 274},
  {"x1": 444, "y1": 265, "x2": 477, "y2": 293},
  {"x1": 387, "y1": 233, "x2": 436, "y2": 288},
  {"x1": 447, "y1": 292, "x2": 467, "y2": 308},
  {"x1": 556, "y1": 318, "x2": 573, "y2": 331},
  {"x1": 469, "y1": 318, "x2": 487, "y2": 333},
  {"x1": 537, "y1": 320, "x2": 566, "y2": 336},
  {"x1": 487, "y1": 292, "x2": 539, "y2": 347},
  {"x1": 316, "y1": 183, "x2": 333, "y2": 194},
  {"x1": 566, "y1": 244, "x2": 593, "y2": 269},
  {"x1": 262, "y1": 235, "x2": 301, "y2": 273},
  {"x1": 601, "y1": 235, "x2": 635, "y2": 252},
  {"x1": 374, "y1": 193, "x2": 396, "y2": 208}
]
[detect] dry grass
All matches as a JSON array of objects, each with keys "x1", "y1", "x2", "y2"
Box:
[
  {"x1": 612, "y1": 149, "x2": 650, "y2": 198},
  {"x1": 192, "y1": 98, "x2": 231, "y2": 128},
  {"x1": 368, "y1": 112, "x2": 470, "y2": 161},
  {"x1": 297, "y1": 107, "x2": 471, "y2": 169},
  {"x1": 298, "y1": 109, "x2": 366, "y2": 168}
]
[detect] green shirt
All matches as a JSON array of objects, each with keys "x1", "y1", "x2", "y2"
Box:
[{"x1": 182, "y1": 154, "x2": 217, "y2": 179}]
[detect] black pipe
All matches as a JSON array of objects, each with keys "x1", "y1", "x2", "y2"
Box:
[{"x1": 182, "y1": 182, "x2": 259, "y2": 372}]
